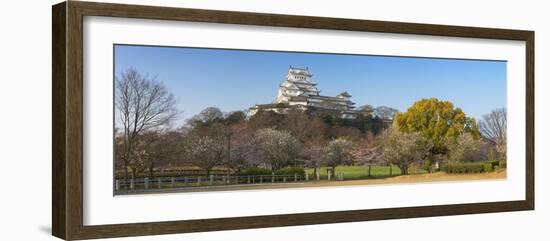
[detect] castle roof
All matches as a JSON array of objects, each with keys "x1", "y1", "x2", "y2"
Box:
[{"x1": 337, "y1": 91, "x2": 352, "y2": 98}]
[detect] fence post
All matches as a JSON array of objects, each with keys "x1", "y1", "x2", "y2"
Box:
[
  {"x1": 144, "y1": 178, "x2": 149, "y2": 189},
  {"x1": 341, "y1": 172, "x2": 345, "y2": 181},
  {"x1": 222, "y1": 176, "x2": 226, "y2": 184},
  {"x1": 271, "y1": 172, "x2": 275, "y2": 183},
  {"x1": 247, "y1": 176, "x2": 250, "y2": 184},
  {"x1": 157, "y1": 178, "x2": 162, "y2": 188},
  {"x1": 197, "y1": 176, "x2": 201, "y2": 185},
  {"x1": 305, "y1": 173, "x2": 309, "y2": 181},
  {"x1": 294, "y1": 173, "x2": 298, "y2": 182},
  {"x1": 283, "y1": 177, "x2": 286, "y2": 182},
  {"x1": 171, "y1": 177, "x2": 175, "y2": 187},
  {"x1": 210, "y1": 175, "x2": 214, "y2": 185},
  {"x1": 327, "y1": 171, "x2": 331, "y2": 181},
  {"x1": 316, "y1": 172, "x2": 320, "y2": 181},
  {"x1": 260, "y1": 176, "x2": 263, "y2": 184},
  {"x1": 115, "y1": 180, "x2": 119, "y2": 191},
  {"x1": 130, "y1": 179, "x2": 134, "y2": 189}
]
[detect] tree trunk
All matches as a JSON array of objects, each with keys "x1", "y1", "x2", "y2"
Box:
[
  {"x1": 123, "y1": 159, "x2": 129, "y2": 184},
  {"x1": 148, "y1": 162, "x2": 154, "y2": 179},
  {"x1": 131, "y1": 167, "x2": 137, "y2": 179},
  {"x1": 331, "y1": 166, "x2": 336, "y2": 178}
]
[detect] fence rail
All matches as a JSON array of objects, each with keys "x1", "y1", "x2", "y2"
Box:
[{"x1": 115, "y1": 172, "x2": 346, "y2": 191}]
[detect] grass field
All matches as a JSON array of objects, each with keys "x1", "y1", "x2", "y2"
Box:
[{"x1": 305, "y1": 165, "x2": 427, "y2": 180}]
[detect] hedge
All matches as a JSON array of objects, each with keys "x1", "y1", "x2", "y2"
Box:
[
  {"x1": 441, "y1": 162, "x2": 486, "y2": 174},
  {"x1": 240, "y1": 167, "x2": 305, "y2": 176},
  {"x1": 240, "y1": 167, "x2": 272, "y2": 176},
  {"x1": 441, "y1": 159, "x2": 508, "y2": 174},
  {"x1": 275, "y1": 167, "x2": 305, "y2": 176}
]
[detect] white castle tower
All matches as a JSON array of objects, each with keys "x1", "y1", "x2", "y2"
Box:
[
  {"x1": 250, "y1": 66, "x2": 366, "y2": 119},
  {"x1": 276, "y1": 66, "x2": 320, "y2": 104}
]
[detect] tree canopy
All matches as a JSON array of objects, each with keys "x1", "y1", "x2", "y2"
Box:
[
  {"x1": 382, "y1": 130, "x2": 431, "y2": 174},
  {"x1": 393, "y1": 98, "x2": 480, "y2": 157}
]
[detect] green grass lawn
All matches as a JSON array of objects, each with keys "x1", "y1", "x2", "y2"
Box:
[{"x1": 305, "y1": 165, "x2": 427, "y2": 180}]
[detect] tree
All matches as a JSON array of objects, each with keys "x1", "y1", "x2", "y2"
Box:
[
  {"x1": 184, "y1": 123, "x2": 227, "y2": 176},
  {"x1": 252, "y1": 128, "x2": 301, "y2": 171},
  {"x1": 479, "y1": 108, "x2": 507, "y2": 160},
  {"x1": 382, "y1": 130, "x2": 431, "y2": 175},
  {"x1": 224, "y1": 111, "x2": 247, "y2": 125},
  {"x1": 248, "y1": 110, "x2": 286, "y2": 130},
  {"x1": 187, "y1": 107, "x2": 224, "y2": 128},
  {"x1": 302, "y1": 140, "x2": 325, "y2": 178},
  {"x1": 115, "y1": 68, "x2": 178, "y2": 181},
  {"x1": 137, "y1": 131, "x2": 183, "y2": 178},
  {"x1": 322, "y1": 138, "x2": 354, "y2": 176},
  {"x1": 446, "y1": 133, "x2": 483, "y2": 163},
  {"x1": 225, "y1": 121, "x2": 254, "y2": 173},
  {"x1": 393, "y1": 98, "x2": 479, "y2": 159},
  {"x1": 283, "y1": 108, "x2": 326, "y2": 143}
]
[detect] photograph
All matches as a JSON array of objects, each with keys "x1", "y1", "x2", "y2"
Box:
[{"x1": 113, "y1": 44, "x2": 507, "y2": 195}]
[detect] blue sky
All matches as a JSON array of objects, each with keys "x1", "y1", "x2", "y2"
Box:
[{"x1": 114, "y1": 44, "x2": 506, "y2": 123}]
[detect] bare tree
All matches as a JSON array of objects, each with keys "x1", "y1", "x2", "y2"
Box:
[
  {"x1": 479, "y1": 108, "x2": 506, "y2": 144},
  {"x1": 446, "y1": 133, "x2": 483, "y2": 163},
  {"x1": 479, "y1": 108, "x2": 506, "y2": 160},
  {"x1": 116, "y1": 68, "x2": 178, "y2": 181},
  {"x1": 183, "y1": 123, "x2": 227, "y2": 177}
]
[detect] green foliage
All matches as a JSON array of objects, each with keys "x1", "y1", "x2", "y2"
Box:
[
  {"x1": 275, "y1": 167, "x2": 305, "y2": 176},
  {"x1": 441, "y1": 163, "x2": 486, "y2": 174},
  {"x1": 239, "y1": 167, "x2": 305, "y2": 176},
  {"x1": 483, "y1": 163, "x2": 493, "y2": 172},
  {"x1": 393, "y1": 98, "x2": 480, "y2": 156},
  {"x1": 422, "y1": 160, "x2": 432, "y2": 172},
  {"x1": 240, "y1": 167, "x2": 272, "y2": 176},
  {"x1": 499, "y1": 160, "x2": 507, "y2": 169},
  {"x1": 488, "y1": 160, "x2": 500, "y2": 168},
  {"x1": 321, "y1": 114, "x2": 385, "y2": 136}
]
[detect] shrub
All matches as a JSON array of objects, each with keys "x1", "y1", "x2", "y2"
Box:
[
  {"x1": 499, "y1": 160, "x2": 507, "y2": 169},
  {"x1": 275, "y1": 167, "x2": 305, "y2": 176},
  {"x1": 441, "y1": 163, "x2": 485, "y2": 174},
  {"x1": 483, "y1": 163, "x2": 493, "y2": 172},
  {"x1": 240, "y1": 167, "x2": 272, "y2": 176},
  {"x1": 422, "y1": 160, "x2": 432, "y2": 173},
  {"x1": 488, "y1": 160, "x2": 500, "y2": 168}
]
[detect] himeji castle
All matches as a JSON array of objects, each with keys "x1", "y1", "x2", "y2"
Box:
[{"x1": 249, "y1": 66, "x2": 372, "y2": 119}]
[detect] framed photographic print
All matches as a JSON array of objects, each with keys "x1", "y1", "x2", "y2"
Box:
[{"x1": 52, "y1": 1, "x2": 534, "y2": 240}]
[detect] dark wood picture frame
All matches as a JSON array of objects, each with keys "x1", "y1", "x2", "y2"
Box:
[{"x1": 52, "y1": 1, "x2": 535, "y2": 240}]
